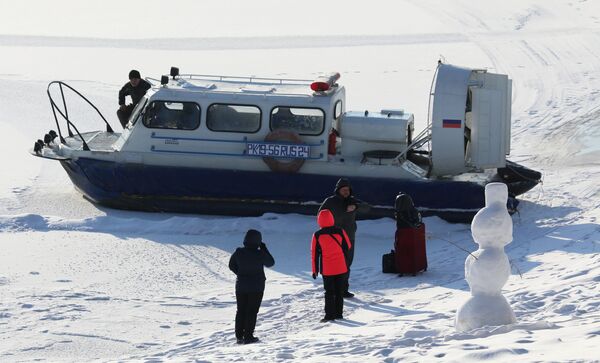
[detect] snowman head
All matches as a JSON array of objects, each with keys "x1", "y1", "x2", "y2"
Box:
[{"x1": 471, "y1": 183, "x2": 513, "y2": 248}]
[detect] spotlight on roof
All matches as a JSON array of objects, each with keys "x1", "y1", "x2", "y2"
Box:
[
  {"x1": 161, "y1": 75, "x2": 169, "y2": 86},
  {"x1": 170, "y1": 67, "x2": 179, "y2": 79}
]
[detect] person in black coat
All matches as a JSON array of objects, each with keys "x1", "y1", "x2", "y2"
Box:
[
  {"x1": 228, "y1": 229, "x2": 275, "y2": 344},
  {"x1": 117, "y1": 69, "x2": 151, "y2": 128},
  {"x1": 318, "y1": 178, "x2": 369, "y2": 298},
  {"x1": 394, "y1": 192, "x2": 422, "y2": 228}
]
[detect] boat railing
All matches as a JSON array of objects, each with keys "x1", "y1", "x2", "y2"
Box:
[
  {"x1": 393, "y1": 125, "x2": 432, "y2": 163},
  {"x1": 150, "y1": 73, "x2": 313, "y2": 86},
  {"x1": 47, "y1": 81, "x2": 114, "y2": 151},
  {"x1": 145, "y1": 74, "x2": 319, "y2": 98}
]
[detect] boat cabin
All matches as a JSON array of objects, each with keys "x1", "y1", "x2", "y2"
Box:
[{"x1": 117, "y1": 71, "x2": 348, "y2": 167}]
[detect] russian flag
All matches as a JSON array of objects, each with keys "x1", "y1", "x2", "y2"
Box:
[{"x1": 442, "y1": 119, "x2": 462, "y2": 128}]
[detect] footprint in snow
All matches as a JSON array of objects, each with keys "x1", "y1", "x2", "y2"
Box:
[
  {"x1": 84, "y1": 296, "x2": 110, "y2": 301},
  {"x1": 515, "y1": 339, "x2": 535, "y2": 343}
]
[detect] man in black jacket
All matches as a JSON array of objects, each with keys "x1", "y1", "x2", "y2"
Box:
[
  {"x1": 228, "y1": 229, "x2": 275, "y2": 344},
  {"x1": 318, "y1": 178, "x2": 369, "y2": 298},
  {"x1": 117, "y1": 69, "x2": 151, "y2": 128}
]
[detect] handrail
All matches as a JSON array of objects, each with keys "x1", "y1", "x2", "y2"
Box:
[
  {"x1": 172, "y1": 73, "x2": 312, "y2": 85},
  {"x1": 145, "y1": 74, "x2": 319, "y2": 99},
  {"x1": 47, "y1": 81, "x2": 114, "y2": 151},
  {"x1": 393, "y1": 125, "x2": 432, "y2": 163},
  {"x1": 392, "y1": 62, "x2": 442, "y2": 170}
]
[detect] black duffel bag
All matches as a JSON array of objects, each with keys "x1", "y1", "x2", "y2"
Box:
[{"x1": 382, "y1": 250, "x2": 397, "y2": 273}]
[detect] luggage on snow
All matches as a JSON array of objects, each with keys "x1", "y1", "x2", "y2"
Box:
[
  {"x1": 394, "y1": 223, "x2": 427, "y2": 276},
  {"x1": 381, "y1": 192, "x2": 427, "y2": 275},
  {"x1": 382, "y1": 250, "x2": 396, "y2": 273}
]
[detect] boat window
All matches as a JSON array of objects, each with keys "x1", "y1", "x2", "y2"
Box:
[
  {"x1": 270, "y1": 107, "x2": 325, "y2": 136},
  {"x1": 142, "y1": 101, "x2": 200, "y2": 130},
  {"x1": 206, "y1": 104, "x2": 261, "y2": 133},
  {"x1": 334, "y1": 100, "x2": 343, "y2": 120}
]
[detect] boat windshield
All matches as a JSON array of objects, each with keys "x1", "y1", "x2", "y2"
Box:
[{"x1": 128, "y1": 97, "x2": 148, "y2": 127}]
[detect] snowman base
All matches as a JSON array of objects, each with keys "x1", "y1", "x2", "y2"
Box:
[{"x1": 455, "y1": 294, "x2": 517, "y2": 332}]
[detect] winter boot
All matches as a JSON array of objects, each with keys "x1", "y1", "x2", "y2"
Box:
[{"x1": 243, "y1": 336, "x2": 259, "y2": 344}]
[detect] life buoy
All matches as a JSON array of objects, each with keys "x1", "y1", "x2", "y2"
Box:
[{"x1": 263, "y1": 130, "x2": 305, "y2": 173}]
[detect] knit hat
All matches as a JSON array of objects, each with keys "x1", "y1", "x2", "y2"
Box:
[
  {"x1": 334, "y1": 177, "x2": 352, "y2": 194},
  {"x1": 243, "y1": 229, "x2": 262, "y2": 248},
  {"x1": 129, "y1": 69, "x2": 141, "y2": 80}
]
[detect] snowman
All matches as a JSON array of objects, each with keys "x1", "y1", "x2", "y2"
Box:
[{"x1": 455, "y1": 182, "x2": 517, "y2": 332}]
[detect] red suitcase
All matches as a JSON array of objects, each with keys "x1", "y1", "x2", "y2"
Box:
[{"x1": 394, "y1": 223, "x2": 427, "y2": 276}]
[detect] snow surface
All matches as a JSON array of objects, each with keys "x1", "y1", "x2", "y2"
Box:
[{"x1": 1, "y1": 0, "x2": 600, "y2": 361}]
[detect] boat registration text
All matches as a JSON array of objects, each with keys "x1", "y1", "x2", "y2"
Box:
[{"x1": 246, "y1": 142, "x2": 310, "y2": 159}]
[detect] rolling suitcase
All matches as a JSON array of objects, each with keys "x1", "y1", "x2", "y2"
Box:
[{"x1": 394, "y1": 223, "x2": 427, "y2": 276}]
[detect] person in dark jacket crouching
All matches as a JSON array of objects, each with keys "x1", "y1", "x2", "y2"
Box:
[
  {"x1": 117, "y1": 69, "x2": 151, "y2": 128},
  {"x1": 229, "y1": 229, "x2": 275, "y2": 344},
  {"x1": 311, "y1": 209, "x2": 352, "y2": 322}
]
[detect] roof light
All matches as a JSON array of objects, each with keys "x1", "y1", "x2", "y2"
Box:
[
  {"x1": 170, "y1": 66, "x2": 179, "y2": 79},
  {"x1": 311, "y1": 72, "x2": 340, "y2": 92},
  {"x1": 311, "y1": 81, "x2": 330, "y2": 92}
]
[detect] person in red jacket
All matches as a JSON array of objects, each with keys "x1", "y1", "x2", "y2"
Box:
[{"x1": 311, "y1": 209, "x2": 352, "y2": 322}]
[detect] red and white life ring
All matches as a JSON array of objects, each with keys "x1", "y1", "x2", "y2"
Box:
[{"x1": 263, "y1": 130, "x2": 305, "y2": 173}]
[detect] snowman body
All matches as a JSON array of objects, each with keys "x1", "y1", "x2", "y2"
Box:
[{"x1": 455, "y1": 183, "x2": 517, "y2": 332}]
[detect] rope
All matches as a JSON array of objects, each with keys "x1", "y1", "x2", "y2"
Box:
[
  {"x1": 427, "y1": 233, "x2": 479, "y2": 260},
  {"x1": 429, "y1": 233, "x2": 525, "y2": 279},
  {"x1": 509, "y1": 259, "x2": 523, "y2": 279}
]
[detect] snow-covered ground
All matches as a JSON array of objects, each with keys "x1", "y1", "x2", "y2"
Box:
[{"x1": 1, "y1": 0, "x2": 599, "y2": 361}]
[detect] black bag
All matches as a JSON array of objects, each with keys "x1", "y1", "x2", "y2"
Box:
[{"x1": 382, "y1": 250, "x2": 397, "y2": 273}]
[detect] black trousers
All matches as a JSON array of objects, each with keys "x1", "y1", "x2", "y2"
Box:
[
  {"x1": 117, "y1": 104, "x2": 134, "y2": 128},
  {"x1": 235, "y1": 291, "x2": 264, "y2": 340},
  {"x1": 323, "y1": 274, "x2": 345, "y2": 319}
]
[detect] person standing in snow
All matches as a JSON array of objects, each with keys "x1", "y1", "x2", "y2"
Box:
[
  {"x1": 318, "y1": 178, "x2": 368, "y2": 298},
  {"x1": 228, "y1": 229, "x2": 275, "y2": 344},
  {"x1": 117, "y1": 69, "x2": 151, "y2": 128},
  {"x1": 311, "y1": 209, "x2": 352, "y2": 322}
]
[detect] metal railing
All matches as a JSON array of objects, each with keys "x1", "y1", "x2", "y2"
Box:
[
  {"x1": 393, "y1": 125, "x2": 432, "y2": 162},
  {"x1": 149, "y1": 73, "x2": 313, "y2": 86},
  {"x1": 145, "y1": 74, "x2": 321, "y2": 98},
  {"x1": 47, "y1": 81, "x2": 113, "y2": 151}
]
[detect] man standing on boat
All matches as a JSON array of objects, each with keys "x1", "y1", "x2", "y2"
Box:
[
  {"x1": 319, "y1": 178, "x2": 369, "y2": 298},
  {"x1": 117, "y1": 69, "x2": 151, "y2": 128}
]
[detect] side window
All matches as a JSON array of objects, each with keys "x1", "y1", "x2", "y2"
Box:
[
  {"x1": 334, "y1": 100, "x2": 343, "y2": 120},
  {"x1": 143, "y1": 101, "x2": 200, "y2": 130},
  {"x1": 270, "y1": 107, "x2": 325, "y2": 136},
  {"x1": 206, "y1": 104, "x2": 261, "y2": 133}
]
